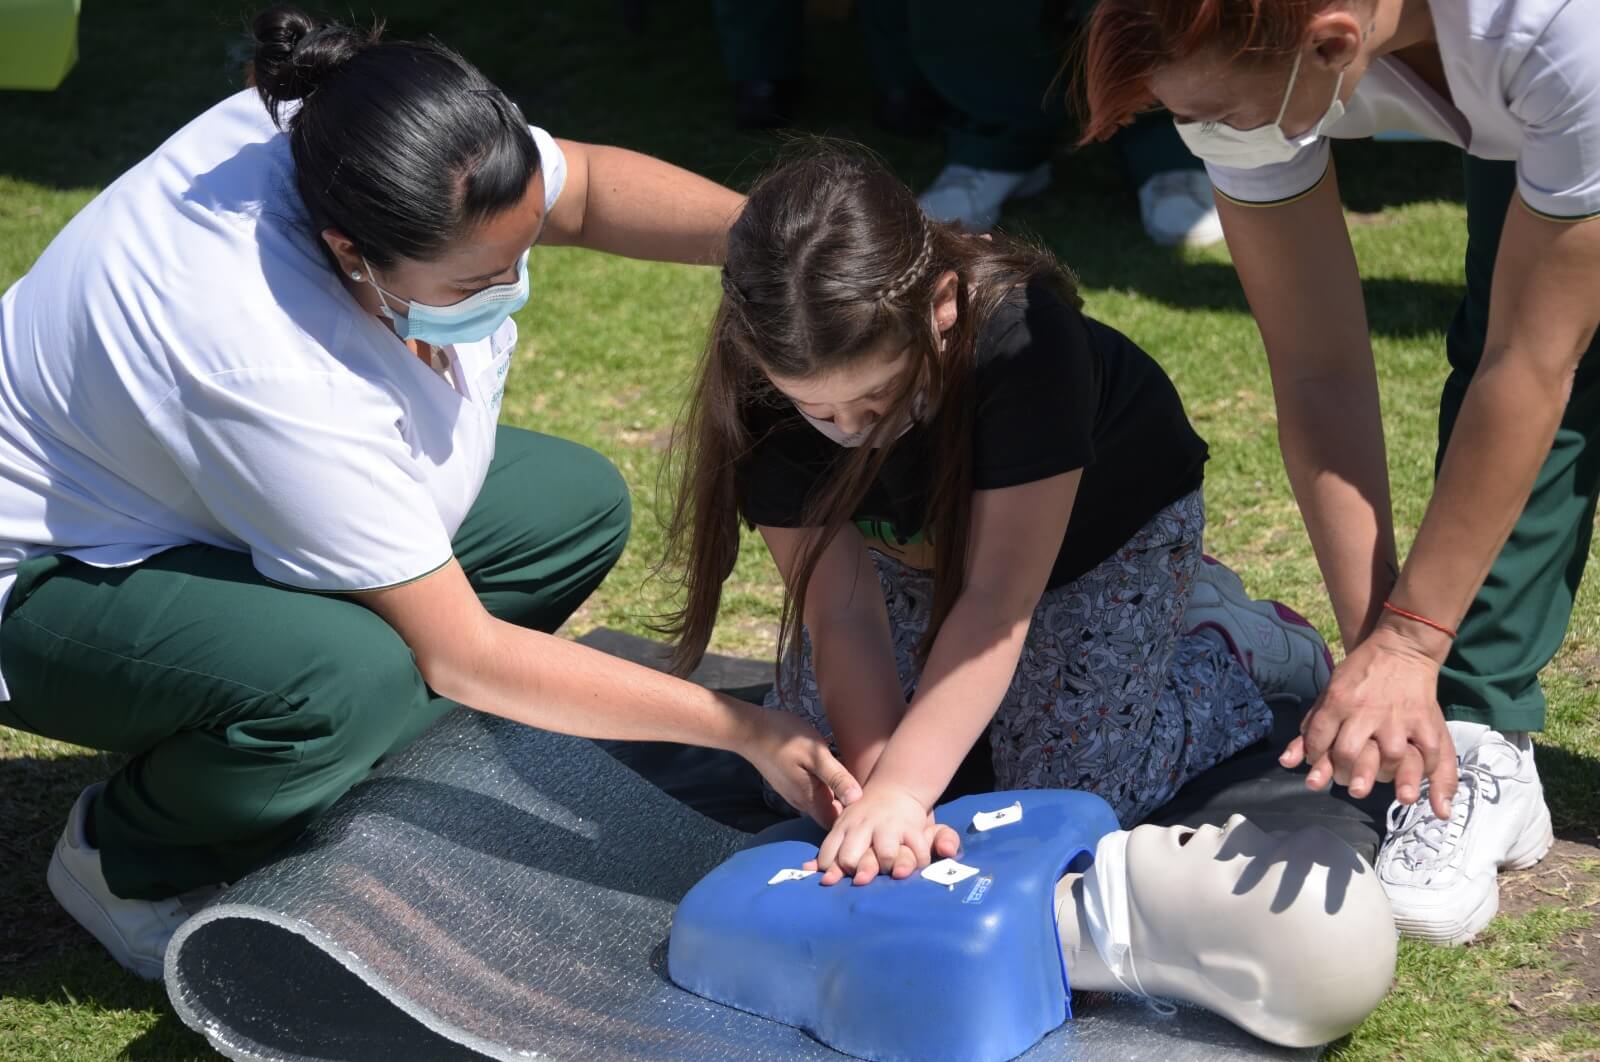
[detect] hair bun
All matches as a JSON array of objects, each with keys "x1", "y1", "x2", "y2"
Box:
[{"x1": 251, "y1": 5, "x2": 378, "y2": 122}]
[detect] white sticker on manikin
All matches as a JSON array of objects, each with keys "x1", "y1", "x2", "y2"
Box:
[
  {"x1": 921, "y1": 859, "x2": 980, "y2": 887},
  {"x1": 972, "y1": 801, "x2": 1023, "y2": 832},
  {"x1": 768, "y1": 868, "x2": 818, "y2": 885}
]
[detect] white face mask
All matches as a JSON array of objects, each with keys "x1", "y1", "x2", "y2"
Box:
[
  {"x1": 1078, "y1": 829, "x2": 1150, "y2": 997},
  {"x1": 1173, "y1": 48, "x2": 1348, "y2": 170},
  {"x1": 797, "y1": 390, "x2": 927, "y2": 448}
]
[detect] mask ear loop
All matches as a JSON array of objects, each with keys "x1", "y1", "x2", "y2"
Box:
[
  {"x1": 1272, "y1": 48, "x2": 1306, "y2": 130},
  {"x1": 359, "y1": 256, "x2": 407, "y2": 323}
]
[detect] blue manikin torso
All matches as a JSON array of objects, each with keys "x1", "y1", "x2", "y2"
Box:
[{"x1": 668, "y1": 790, "x2": 1122, "y2": 1062}]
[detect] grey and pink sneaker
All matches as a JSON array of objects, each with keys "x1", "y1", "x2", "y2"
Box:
[{"x1": 1185, "y1": 556, "x2": 1334, "y2": 704}]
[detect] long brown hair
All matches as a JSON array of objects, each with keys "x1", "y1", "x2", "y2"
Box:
[{"x1": 657, "y1": 148, "x2": 1079, "y2": 679}]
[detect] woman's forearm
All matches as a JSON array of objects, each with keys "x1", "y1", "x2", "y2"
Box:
[
  {"x1": 1273, "y1": 372, "x2": 1399, "y2": 648},
  {"x1": 431, "y1": 618, "x2": 765, "y2": 751},
  {"x1": 1390, "y1": 352, "x2": 1571, "y2": 648}
]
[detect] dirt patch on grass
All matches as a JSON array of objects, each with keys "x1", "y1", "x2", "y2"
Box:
[{"x1": 1494, "y1": 832, "x2": 1600, "y2": 1047}]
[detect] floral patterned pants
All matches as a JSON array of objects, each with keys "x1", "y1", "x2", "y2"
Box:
[{"x1": 764, "y1": 489, "x2": 1272, "y2": 825}]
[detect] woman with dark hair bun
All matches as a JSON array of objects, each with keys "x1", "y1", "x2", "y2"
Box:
[{"x1": 0, "y1": 5, "x2": 860, "y2": 980}]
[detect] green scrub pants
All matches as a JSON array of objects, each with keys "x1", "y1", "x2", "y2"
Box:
[
  {"x1": 910, "y1": 0, "x2": 1197, "y2": 178},
  {"x1": 0, "y1": 426, "x2": 631, "y2": 900},
  {"x1": 712, "y1": 0, "x2": 1199, "y2": 181},
  {"x1": 711, "y1": 0, "x2": 922, "y2": 97},
  {"x1": 1438, "y1": 157, "x2": 1600, "y2": 732}
]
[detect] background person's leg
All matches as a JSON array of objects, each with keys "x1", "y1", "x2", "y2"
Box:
[
  {"x1": 909, "y1": 0, "x2": 1064, "y2": 229},
  {"x1": 1112, "y1": 112, "x2": 1223, "y2": 248},
  {"x1": 710, "y1": 0, "x2": 804, "y2": 128}
]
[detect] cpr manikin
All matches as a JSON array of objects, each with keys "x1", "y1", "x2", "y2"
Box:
[
  {"x1": 669, "y1": 791, "x2": 1396, "y2": 1062},
  {"x1": 1059, "y1": 815, "x2": 1397, "y2": 1049}
]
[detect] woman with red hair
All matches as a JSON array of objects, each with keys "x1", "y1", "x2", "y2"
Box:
[{"x1": 1077, "y1": 0, "x2": 1597, "y2": 945}]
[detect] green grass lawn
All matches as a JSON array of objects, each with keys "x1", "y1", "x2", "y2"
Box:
[{"x1": 2, "y1": 2, "x2": 1597, "y2": 1059}]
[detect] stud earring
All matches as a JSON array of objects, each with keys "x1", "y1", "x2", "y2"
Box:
[{"x1": 350, "y1": 270, "x2": 363, "y2": 281}]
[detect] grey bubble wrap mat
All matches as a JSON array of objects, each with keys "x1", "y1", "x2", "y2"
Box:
[{"x1": 165, "y1": 709, "x2": 1319, "y2": 1061}]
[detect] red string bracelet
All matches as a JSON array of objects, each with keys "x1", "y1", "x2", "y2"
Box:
[{"x1": 1382, "y1": 600, "x2": 1457, "y2": 639}]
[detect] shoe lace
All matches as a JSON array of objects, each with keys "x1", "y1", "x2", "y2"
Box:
[{"x1": 1387, "y1": 761, "x2": 1499, "y2": 869}]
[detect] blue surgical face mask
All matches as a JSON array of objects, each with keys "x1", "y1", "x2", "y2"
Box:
[{"x1": 362, "y1": 249, "x2": 530, "y2": 347}]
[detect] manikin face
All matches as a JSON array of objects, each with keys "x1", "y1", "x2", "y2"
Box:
[{"x1": 1122, "y1": 816, "x2": 1397, "y2": 1048}]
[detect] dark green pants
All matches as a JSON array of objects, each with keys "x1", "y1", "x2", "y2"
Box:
[
  {"x1": 713, "y1": 0, "x2": 1198, "y2": 180},
  {"x1": 1438, "y1": 157, "x2": 1600, "y2": 731},
  {"x1": 711, "y1": 0, "x2": 921, "y2": 95},
  {"x1": 910, "y1": 1, "x2": 1196, "y2": 178},
  {"x1": 0, "y1": 427, "x2": 630, "y2": 899}
]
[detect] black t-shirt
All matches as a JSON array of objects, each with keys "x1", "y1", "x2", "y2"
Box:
[{"x1": 736, "y1": 280, "x2": 1208, "y2": 588}]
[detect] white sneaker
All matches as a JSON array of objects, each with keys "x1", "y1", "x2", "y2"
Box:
[
  {"x1": 1184, "y1": 555, "x2": 1334, "y2": 703},
  {"x1": 1376, "y1": 729, "x2": 1554, "y2": 945},
  {"x1": 1139, "y1": 170, "x2": 1225, "y2": 248},
  {"x1": 46, "y1": 783, "x2": 220, "y2": 980},
  {"x1": 918, "y1": 162, "x2": 1051, "y2": 232}
]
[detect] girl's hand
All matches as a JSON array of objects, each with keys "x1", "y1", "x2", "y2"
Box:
[
  {"x1": 741, "y1": 708, "x2": 863, "y2": 827},
  {"x1": 809, "y1": 782, "x2": 935, "y2": 885}
]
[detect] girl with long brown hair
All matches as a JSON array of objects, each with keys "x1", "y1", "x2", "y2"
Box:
[{"x1": 661, "y1": 149, "x2": 1332, "y2": 883}]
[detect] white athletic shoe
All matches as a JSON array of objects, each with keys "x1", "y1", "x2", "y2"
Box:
[
  {"x1": 1376, "y1": 728, "x2": 1553, "y2": 945},
  {"x1": 1138, "y1": 170, "x2": 1225, "y2": 249},
  {"x1": 1184, "y1": 555, "x2": 1334, "y2": 704},
  {"x1": 47, "y1": 783, "x2": 220, "y2": 980},
  {"x1": 917, "y1": 162, "x2": 1051, "y2": 232}
]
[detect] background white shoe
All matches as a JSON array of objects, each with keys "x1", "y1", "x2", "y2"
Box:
[
  {"x1": 1184, "y1": 555, "x2": 1334, "y2": 704},
  {"x1": 917, "y1": 162, "x2": 1051, "y2": 232},
  {"x1": 46, "y1": 783, "x2": 218, "y2": 981},
  {"x1": 1376, "y1": 728, "x2": 1553, "y2": 945},
  {"x1": 1139, "y1": 170, "x2": 1225, "y2": 249}
]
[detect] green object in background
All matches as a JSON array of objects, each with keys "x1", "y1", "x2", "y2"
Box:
[{"x1": 0, "y1": 0, "x2": 81, "y2": 92}]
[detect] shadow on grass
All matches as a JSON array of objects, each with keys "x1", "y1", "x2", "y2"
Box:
[
  {"x1": 0, "y1": 746, "x2": 123, "y2": 967},
  {"x1": 1538, "y1": 741, "x2": 1600, "y2": 833},
  {"x1": 3, "y1": 949, "x2": 219, "y2": 1060}
]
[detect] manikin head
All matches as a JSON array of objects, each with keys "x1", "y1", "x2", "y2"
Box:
[{"x1": 1065, "y1": 815, "x2": 1396, "y2": 1047}]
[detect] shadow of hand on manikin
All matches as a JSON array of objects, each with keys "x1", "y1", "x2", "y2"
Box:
[{"x1": 1057, "y1": 815, "x2": 1397, "y2": 1049}]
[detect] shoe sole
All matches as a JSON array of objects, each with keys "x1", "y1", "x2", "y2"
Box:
[
  {"x1": 47, "y1": 842, "x2": 164, "y2": 981},
  {"x1": 1390, "y1": 802, "x2": 1555, "y2": 946},
  {"x1": 1393, "y1": 885, "x2": 1499, "y2": 946}
]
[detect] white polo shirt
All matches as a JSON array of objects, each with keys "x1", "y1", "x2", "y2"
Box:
[
  {"x1": 0, "y1": 88, "x2": 566, "y2": 700},
  {"x1": 1206, "y1": 0, "x2": 1600, "y2": 221}
]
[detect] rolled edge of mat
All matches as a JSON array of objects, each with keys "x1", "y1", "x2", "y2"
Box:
[{"x1": 166, "y1": 904, "x2": 504, "y2": 1062}]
